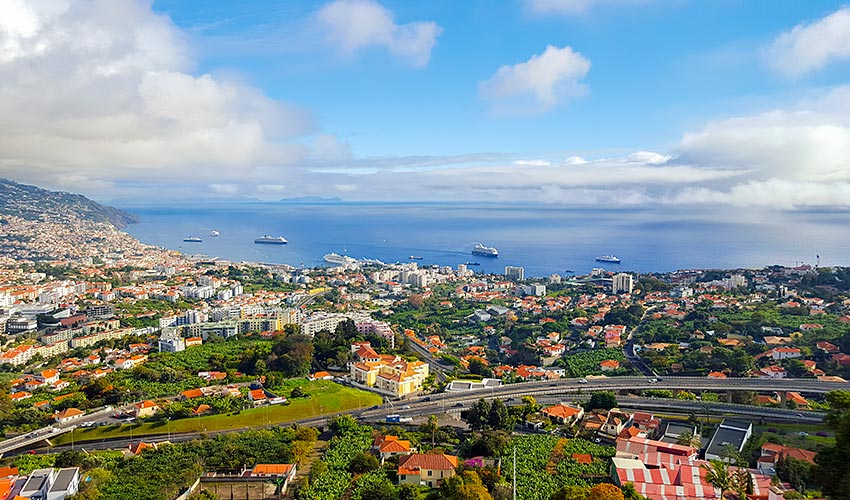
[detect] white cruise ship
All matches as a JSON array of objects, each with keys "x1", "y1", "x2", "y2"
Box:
[
  {"x1": 471, "y1": 243, "x2": 498, "y2": 257},
  {"x1": 254, "y1": 235, "x2": 287, "y2": 244},
  {"x1": 324, "y1": 253, "x2": 357, "y2": 265}
]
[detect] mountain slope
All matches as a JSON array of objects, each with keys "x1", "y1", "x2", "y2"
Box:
[{"x1": 0, "y1": 179, "x2": 137, "y2": 229}]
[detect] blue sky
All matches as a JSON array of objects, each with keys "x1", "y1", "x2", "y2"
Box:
[
  {"x1": 150, "y1": 0, "x2": 847, "y2": 157},
  {"x1": 3, "y1": 0, "x2": 850, "y2": 208}
]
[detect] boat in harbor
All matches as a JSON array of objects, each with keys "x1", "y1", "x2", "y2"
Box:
[
  {"x1": 409, "y1": 255, "x2": 423, "y2": 260},
  {"x1": 324, "y1": 253, "x2": 357, "y2": 265},
  {"x1": 465, "y1": 262, "x2": 480, "y2": 266},
  {"x1": 210, "y1": 230, "x2": 220, "y2": 237},
  {"x1": 254, "y1": 235, "x2": 287, "y2": 245},
  {"x1": 595, "y1": 255, "x2": 621, "y2": 264},
  {"x1": 471, "y1": 243, "x2": 498, "y2": 258},
  {"x1": 183, "y1": 236, "x2": 202, "y2": 243}
]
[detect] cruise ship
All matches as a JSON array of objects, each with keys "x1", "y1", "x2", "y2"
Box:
[
  {"x1": 595, "y1": 255, "x2": 621, "y2": 264},
  {"x1": 254, "y1": 235, "x2": 287, "y2": 245},
  {"x1": 324, "y1": 253, "x2": 357, "y2": 265},
  {"x1": 471, "y1": 243, "x2": 498, "y2": 258},
  {"x1": 183, "y1": 236, "x2": 202, "y2": 243}
]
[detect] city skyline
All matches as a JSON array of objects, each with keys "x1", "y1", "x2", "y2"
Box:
[{"x1": 2, "y1": 1, "x2": 850, "y2": 209}]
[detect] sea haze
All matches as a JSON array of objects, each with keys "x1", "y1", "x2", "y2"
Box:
[{"x1": 120, "y1": 202, "x2": 849, "y2": 277}]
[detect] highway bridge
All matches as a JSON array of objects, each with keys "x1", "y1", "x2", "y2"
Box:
[{"x1": 17, "y1": 376, "x2": 841, "y2": 456}]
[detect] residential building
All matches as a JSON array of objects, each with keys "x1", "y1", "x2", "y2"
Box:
[
  {"x1": 505, "y1": 266, "x2": 524, "y2": 281},
  {"x1": 705, "y1": 419, "x2": 752, "y2": 460},
  {"x1": 132, "y1": 400, "x2": 159, "y2": 418},
  {"x1": 373, "y1": 435, "x2": 414, "y2": 462},
  {"x1": 54, "y1": 408, "x2": 85, "y2": 424},
  {"x1": 612, "y1": 273, "x2": 634, "y2": 294},
  {"x1": 397, "y1": 454, "x2": 458, "y2": 488},
  {"x1": 542, "y1": 403, "x2": 584, "y2": 425}
]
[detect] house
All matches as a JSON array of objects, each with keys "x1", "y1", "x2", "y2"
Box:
[
  {"x1": 397, "y1": 454, "x2": 458, "y2": 488},
  {"x1": 600, "y1": 409, "x2": 632, "y2": 438},
  {"x1": 542, "y1": 403, "x2": 584, "y2": 425},
  {"x1": 50, "y1": 380, "x2": 70, "y2": 392},
  {"x1": 770, "y1": 347, "x2": 802, "y2": 361},
  {"x1": 816, "y1": 341, "x2": 839, "y2": 353},
  {"x1": 705, "y1": 419, "x2": 752, "y2": 460},
  {"x1": 249, "y1": 389, "x2": 268, "y2": 405},
  {"x1": 373, "y1": 435, "x2": 414, "y2": 461},
  {"x1": 757, "y1": 365, "x2": 787, "y2": 379},
  {"x1": 37, "y1": 369, "x2": 61, "y2": 384},
  {"x1": 181, "y1": 388, "x2": 205, "y2": 400},
  {"x1": 54, "y1": 407, "x2": 85, "y2": 424},
  {"x1": 599, "y1": 359, "x2": 620, "y2": 371},
  {"x1": 247, "y1": 463, "x2": 296, "y2": 478},
  {"x1": 10, "y1": 391, "x2": 32, "y2": 401},
  {"x1": 785, "y1": 391, "x2": 809, "y2": 408},
  {"x1": 757, "y1": 443, "x2": 817, "y2": 473},
  {"x1": 184, "y1": 337, "x2": 203, "y2": 347},
  {"x1": 310, "y1": 371, "x2": 334, "y2": 381},
  {"x1": 132, "y1": 400, "x2": 160, "y2": 418},
  {"x1": 707, "y1": 371, "x2": 727, "y2": 379},
  {"x1": 19, "y1": 467, "x2": 80, "y2": 500}
]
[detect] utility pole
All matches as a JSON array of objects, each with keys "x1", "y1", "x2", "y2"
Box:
[{"x1": 512, "y1": 446, "x2": 516, "y2": 500}]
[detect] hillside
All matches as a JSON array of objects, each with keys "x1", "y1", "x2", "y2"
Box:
[{"x1": 0, "y1": 179, "x2": 137, "y2": 229}]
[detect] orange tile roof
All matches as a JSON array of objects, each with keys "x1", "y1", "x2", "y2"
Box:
[
  {"x1": 251, "y1": 464, "x2": 294, "y2": 475},
  {"x1": 181, "y1": 389, "x2": 204, "y2": 399},
  {"x1": 398, "y1": 454, "x2": 458, "y2": 472}
]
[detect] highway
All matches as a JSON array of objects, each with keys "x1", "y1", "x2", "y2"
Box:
[
  {"x1": 406, "y1": 338, "x2": 452, "y2": 383},
  {"x1": 18, "y1": 375, "x2": 841, "y2": 456}
]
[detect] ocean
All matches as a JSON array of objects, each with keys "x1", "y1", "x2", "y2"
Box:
[{"x1": 120, "y1": 202, "x2": 850, "y2": 277}]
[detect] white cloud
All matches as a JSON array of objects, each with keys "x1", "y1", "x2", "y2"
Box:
[
  {"x1": 626, "y1": 151, "x2": 671, "y2": 165},
  {"x1": 479, "y1": 45, "x2": 590, "y2": 114},
  {"x1": 209, "y1": 183, "x2": 239, "y2": 194},
  {"x1": 765, "y1": 6, "x2": 850, "y2": 78},
  {"x1": 514, "y1": 159, "x2": 551, "y2": 166},
  {"x1": 564, "y1": 156, "x2": 588, "y2": 165},
  {"x1": 0, "y1": 0, "x2": 316, "y2": 194},
  {"x1": 525, "y1": 0, "x2": 646, "y2": 15},
  {"x1": 316, "y1": 0, "x2": 442, "y2": 67}
]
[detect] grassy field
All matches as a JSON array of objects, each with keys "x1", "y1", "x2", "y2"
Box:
[{"x1": 53, "y1": 381, "x2": 381, "y2": 445}]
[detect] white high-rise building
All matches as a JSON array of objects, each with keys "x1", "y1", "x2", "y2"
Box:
[
  {"x1": 612, "y1": 273, "x2": 634, "y2": 294},
  {"x1": 505, "y1": 266, "x2": 524, "y2": 281}
]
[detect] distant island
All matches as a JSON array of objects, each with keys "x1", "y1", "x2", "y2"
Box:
[{"x1": 279, "y1": 196, "x2": 343, "y2": 203}]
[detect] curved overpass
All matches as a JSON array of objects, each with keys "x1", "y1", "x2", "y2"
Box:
[{"x1": 17, "y1": 376, "x2": 843, "y2": 455}]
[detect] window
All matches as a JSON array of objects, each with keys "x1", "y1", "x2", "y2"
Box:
[{"x1": 427, "y1": 470, "x2": 432, "y2": 476}]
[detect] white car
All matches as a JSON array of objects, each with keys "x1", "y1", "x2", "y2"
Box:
[{"x1": 578, "y1": 378, "x2": 588, "y2": 384}]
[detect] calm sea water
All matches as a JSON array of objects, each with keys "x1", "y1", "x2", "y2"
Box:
[{"x1": 120, "y1": 202, "x2": 850, "y2": 277}]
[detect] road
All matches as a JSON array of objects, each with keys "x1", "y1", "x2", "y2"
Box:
[
  {"x1": 18, "y1": 375, "x2": 842, "y2": 455},
  {"x1": 407, "y1": 337, "x2": 452, "y2": 383},
  {"x1": 623, "y1": 306, "x2": 656, "y2": 376},
  {"x1": 0, "y1": 406, "x2": 116, "y2": 457}
]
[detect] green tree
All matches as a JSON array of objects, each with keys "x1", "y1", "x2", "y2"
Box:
[
  {"x1": 488, "y1": 399, "x2": 514, "y2": 431},
  {"x1": 585, "y1": 391, "x2": 618, "y2": 411},
  {"x1": 439, "y1": 470, "x2": 493, "y2": 500},
  {"x1": 814, "y1": 390, "x2": 850, "y2": 499},
  {"x1": 675, "y1": 431, "x2": 701, "y2": 449},
  {"x1": 701, "y1": 460, "x2": 732, "y2": 497}
]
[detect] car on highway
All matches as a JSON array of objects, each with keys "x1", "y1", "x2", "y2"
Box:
[
  {"x1": 578, "y1": 378, "x2": 588, "y2": 384},
  {"x1": 423, "y1": 396, "x2": 432, "y2": 402},
  {"x1": 454, "y1": 402, "x2": 464, "y2": 407},
  {"x1": 647, "y1": 378, "x2": 659, "y2": 383},
  {"x1": 79, "y1": 421, "x2": 96, "y2": 428},
  {"x1": 401, "y1": 405, "x2": 411, "y2": 410}
]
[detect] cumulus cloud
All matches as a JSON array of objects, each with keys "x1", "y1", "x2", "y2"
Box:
[
  {"x1": 564, "y1": 156, "x2": 588, "y2": 165},
  {"x1": 479, "y1": 45, "x2": 590, "y2": 114},
  {"x1": 525, "y1": 0, "x2": 646, "y2": 15},
  {"x1": 0, "y1": 0, "x2": 315, "y2": 194},
  {"x1": 316, "y1": 0, "x2": 442, "y2": 67},
  {"x1": 765, "y1": 6, "x2": 850, "y2": 78}
]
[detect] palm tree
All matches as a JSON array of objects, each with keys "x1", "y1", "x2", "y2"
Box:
[
  {"x1": 702, "y1": 459, "x2": 733, "y2": 498},
  {"x1": 676, "y1": 430, "x2": 701, "y2": 448}
]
